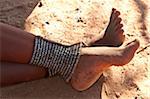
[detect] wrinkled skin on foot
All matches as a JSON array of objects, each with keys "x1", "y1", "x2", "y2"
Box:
[{"x1": 71, "y1": 39, "x2": 140, "y2": 91}]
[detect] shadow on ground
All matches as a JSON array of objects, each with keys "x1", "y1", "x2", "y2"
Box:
[
  {"x1": 133, "y1": 0, "x2": 150, "y2": 43},
  {"x1": 1, "y1": 76, "x2": 103, "y2": 99},
  {"x1": 0, "y1": 0, "x2": 103, "y2": 99},
  {"x1": 0, "y1": 0, "x2": 40, "y2": 28}
]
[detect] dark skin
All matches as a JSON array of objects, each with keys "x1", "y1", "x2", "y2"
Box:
[
  {"x1": 1, "y1": 22, "x2": 34, "y2": 63},
  {"x1": 1, "y1": 62, "x2": 47, "y2": 86},
  {"x1": 0, "y1": 9, "x2": 139, "y2": 91},
  {"x1": 0, "y1": 23, "x2": 48, "y2": 86}
]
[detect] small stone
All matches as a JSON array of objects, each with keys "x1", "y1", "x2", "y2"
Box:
[
  {"x1": 75, "y1": 8, "x2": 79, "y2": 11},
  {"x1": 45, "y1": 22, "x2": 49, "y2": 24}
]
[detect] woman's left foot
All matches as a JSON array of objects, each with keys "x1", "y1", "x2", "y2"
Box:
[{"x1": 92, "y1": 8, "x2": 125, "y2": 47}]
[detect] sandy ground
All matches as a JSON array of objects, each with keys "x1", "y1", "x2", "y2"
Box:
[
  {"x1": 0, "y1": 0, "x2": 101, "y2": 99},
  {"x1": 0, "y1": 0, "x2": 150, "y2": 99},
  {"x1": 0, "y1": 76, "x2": 103, "y2": 99}
]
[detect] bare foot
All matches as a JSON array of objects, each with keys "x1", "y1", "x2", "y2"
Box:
[
  {"x1": 113, "y1": 39, "x2": 140, "y2": 66},
  {"x1": 71, "y1": 39, "x2": 139, "y2": 91},
  {"x1": 92, "y1": 8, "x2": 125, "y2": 47}
]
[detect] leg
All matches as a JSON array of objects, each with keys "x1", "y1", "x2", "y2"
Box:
[
  {"x1": 0, "y1": 22, "x2": 34, "y2": 63},
  {"x1": 0, "y1": 62, "x2": 48, "y2": 87},
  {"x1": 0, "y1": 22, "x2": 139, "y2": 91},
  {"x1": 0, "y1": 8, "x2": 124, "y2": 63},
  {"x1": 0, "y1": 23, "x2": 49, "y2": 86}
]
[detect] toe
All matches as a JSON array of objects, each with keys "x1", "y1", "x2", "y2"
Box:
[
  {"x1": 123, "y1": 39, "x2": 140, "y2": 51},
  {"x1": 111, "y1": 12, "x2": 121, "y2": 29},
  {"x1": 118, "y1": 33, "x2": 125, "y2": 44},
  {"x1": 126, "y1": 39, "x2": 140, "y2": 47},
  {"x1": 112, "y1": 8, "x2": 116, "y2": 11},
  {"x1": 110, "y1": 8, "x2": 116, "y2": 22},
  {"x1": 113, "y1": 11, "x2": 120, "y2": 21},
  {"x1": 111, "y1": 9, "x2": 119, "y2": 22},
  {"x1": 115, "y1": 24, "x2": 123, "y2": 31},
  {"x1": 116, "y1": 29, "x2": 124, "y2": 37},
  {"x1": 116, "y1": 29, "x2": 124, "y2": 34},
  {"x1": 115, "y1": 17, "x2": 122, "y2": 26}
]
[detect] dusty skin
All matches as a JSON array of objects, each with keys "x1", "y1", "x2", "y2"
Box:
[
  {"x1": 71, "y1": 8, "x2": 137, "y2": 91},
  {"x1": 71, "y1": 39, "x2": 139, "y2": 91}
]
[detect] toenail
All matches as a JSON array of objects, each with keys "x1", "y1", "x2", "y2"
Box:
[
  {"x1": 116, "y1": 12, "x2": 120, "y2": 16},
  {"x1": 112, "y1": 8, "x2": 116, "y2": 11},
  {"x1": 118, "y1": 18, "x2": 122, "y2": 22},
  {"x1": 121, "y1": 29, "x2": 124, "y2": 32}
]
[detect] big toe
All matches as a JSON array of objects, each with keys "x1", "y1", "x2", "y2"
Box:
[
  {"x1": 124, "y1": 39, "x2": 140, "y2": 51},
  {"x1": 112, "y1": 10, "x2": 120, "y2": 22},
  {"x1": 110, "y1": 8, "x2": 116, "y2": 20},
  {"x1": 115, "y1": 39, "x2": 140, "y2": 66}
]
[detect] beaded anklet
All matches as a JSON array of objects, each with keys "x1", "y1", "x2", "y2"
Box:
[{"x1": 29, "y1": 36, "x2": 82, "y2": 82}]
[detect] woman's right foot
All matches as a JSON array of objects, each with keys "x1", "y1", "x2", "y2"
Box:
[
  {"x1": 113, "y1": 39, "x2": 140, "y2": 66},
  {"x1": 71, "y1": 39, "x2": 139, "y2": 91},
  {"x1": 82, "y1": 39, "x2": 140, "y2": 66}
]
